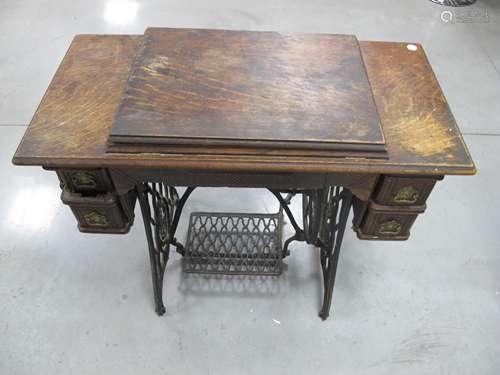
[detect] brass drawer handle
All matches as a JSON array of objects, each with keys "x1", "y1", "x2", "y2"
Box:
[
  {"x1": 378, "y1": 220, "x2": 401, "y2": 235},
  {"x1": 84, "y1": 211, "x2": 109, "y2": 226},
  {"x1": 393, "y1": 186, "x2": 419, "y2": 204},
  {"x1": 70, "y1": 171, "x2": 97, "y2": 189}
]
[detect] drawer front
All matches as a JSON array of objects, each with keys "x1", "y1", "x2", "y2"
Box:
[
  {"x1": 356, "y1": 201, "x2": 424, "y2": 240},
  {"x1": 58, "y1": 169, "x2": 113, "y2": 193},
  {"x1": 61, "y1": 190, "x2": 133, "y2": 234},
  {"x1": 374, "y1": 176, "x2": 440, "y2": 206}
]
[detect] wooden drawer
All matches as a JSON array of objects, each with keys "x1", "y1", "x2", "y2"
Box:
[
  {"x1": 374, "y1": 175, "x2": 441, "y2": 206},
  {"x1": 61, "y1": 189, "x2": 133, "y2": 234},
  {"x1": 57, "y1": 169, "x2": 114, "y2": 193},
  {"x1": 356, "y1": 201, "x2": 425, "y2": 240}
]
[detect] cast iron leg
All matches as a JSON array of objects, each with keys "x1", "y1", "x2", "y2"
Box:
[
  {"x1": 318, "y1": 188, "x2": 352, "y2": 320},
  {"x1": 136, "y1": 183, "x2": 194, "y2": 316},
  {"x1": 137, "y1": 183, "x2": 167, "y2": 315},
  {"x1": 148, "y1": 246, "x2": 166, "y2": 315},
  {"x1": 270, "y1": 187, "x2": 353, "y2": 320}
]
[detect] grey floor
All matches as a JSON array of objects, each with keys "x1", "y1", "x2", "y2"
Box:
[{"x1": 1, "y1": 1, "x2": 499, "y2": 374}]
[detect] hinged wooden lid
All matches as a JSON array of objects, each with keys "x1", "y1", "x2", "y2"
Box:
[{"x1": 107, "y1": 28, "x2": 387, "y2": 158}]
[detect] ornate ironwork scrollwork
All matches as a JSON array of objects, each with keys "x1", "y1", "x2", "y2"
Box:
[
  {"x1": 317, "y1": 187, "x2": 352, "y2": 320},
  {"x1": 138, "y1": 184, "x2": 352, "y2": 320},
  {"x1": 268, "y1": 189, "x2": 304, "y2": 258},
  {"x1": 302, "y1": 189, "x2": 326, "y2": 245},
  {"x1": 150, "y1": 184, "x2": 178, "y2": 253},
  {"x1": 137, "y1": 183, "x2": 195, "y2": 315},
  {"x1": 270, "y1": 187, "x2": 352, "y2": 320}
]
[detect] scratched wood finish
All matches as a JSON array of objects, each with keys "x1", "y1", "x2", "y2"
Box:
[
  {"x1": 109, "y1": 28, "x2": 386, "y2": 157},
  {"x1": 359, "y1": 41, "x2": 473, "y2": 168},
  {"x1": 13, "y1": 34, "x2": 475, "y2": 175},
  {"x1": 14, "y1": 35, "x2": 141, "y2": 162}
]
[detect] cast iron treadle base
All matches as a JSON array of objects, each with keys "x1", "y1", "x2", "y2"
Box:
[
  {"x1": 137, "y1": 183, "x2": 352, "y2": 320},
  {"x1": 183, "y1": 211, "x2": 283, "y2": 276}
]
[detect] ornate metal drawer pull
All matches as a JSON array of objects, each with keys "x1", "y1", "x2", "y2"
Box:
[
  {"x1": 84, "y1": 211, "x2": 109, "y2": 226},
  {"x1": 393, "y1": 186, "x2": 419, "y2": 204},
  {"x1": 378, "y1": 220, "x2": 401, "y2": 235},
  {"x1": 70, "y1": 171, "x2": 97, "y2": 189}
]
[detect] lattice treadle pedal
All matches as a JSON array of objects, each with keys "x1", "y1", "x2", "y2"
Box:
[{"x1": 183, "y1": 211, "x2": 283, "y2": 275}]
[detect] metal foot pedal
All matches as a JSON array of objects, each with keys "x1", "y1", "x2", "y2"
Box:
[{"x1": 183, "y1": 211, "x2": 283, "y2": 275}]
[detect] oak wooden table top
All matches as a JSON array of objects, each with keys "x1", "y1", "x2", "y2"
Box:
[
  {"x1": 13, "y1": 31, "x2": 475, "y2": 176},
  {"x1": 109, "y1": 28, "x2": 386, "y2": 158}
]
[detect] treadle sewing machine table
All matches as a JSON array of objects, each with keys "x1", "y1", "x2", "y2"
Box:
[{"x1": 13, "y1": 28, "x2": 475, "y2": 320}]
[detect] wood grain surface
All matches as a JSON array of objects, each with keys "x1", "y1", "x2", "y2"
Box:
[
  {"x1": 109, "y1": 28, "x2": 385, "y2": 156},
  {"x1": 13, "y1": 33, "x2": 475, "y2": 175}
]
